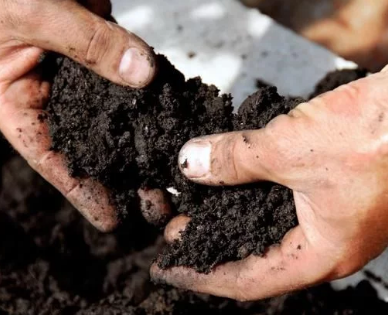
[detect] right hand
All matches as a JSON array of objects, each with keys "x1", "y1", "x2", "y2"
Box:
[
  {"x1": 152, "y1": 67, "x2": 388, "y2": 301},
  {"x1": 0, "y1": 0, "x2": 165, "y2": 231}
]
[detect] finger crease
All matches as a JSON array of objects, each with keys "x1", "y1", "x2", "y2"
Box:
[
  {"x1": 65, "y1": 181, "x2": 83, "y2": 198},
  {"x1": 229, "y1": 138, "x2": 240, "y2": 181}
]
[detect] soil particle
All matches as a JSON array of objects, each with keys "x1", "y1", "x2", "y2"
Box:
[
  {"x1": 37, "y1": 113, "x2": 48, "y2": 123},
  {"x1": 180, "y1": 159, "x2": 188, "y2": 169},
  {"x1": 187, "y1": 52, "x2": 196, "y2": 59}
]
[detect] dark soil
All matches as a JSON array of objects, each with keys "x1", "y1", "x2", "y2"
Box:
[
  {"x1": 47, "y1": 55, "x2": 300, "y2": 273},
  {"x1": 47, "y1": 55, "x2": 368, "y2": 274},
  {"x1": 0, "y1": 150, "x2": 387, "y2": 314},
  {"x1": 1, "y1": 61, "x2": 386, "y2": 313},
  {"x1": 310, "y1": 68, "x2": 368, "y2": 98}
]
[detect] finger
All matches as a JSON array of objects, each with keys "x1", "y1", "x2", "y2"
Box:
[
  {"x1": 0, "y1": 71, "x2": 118, "y2": 232},
  {"x1": 178, "y1": 119, "x2": 298, "y2": 187},
  {"x1": 151, "y1": 227, "x2": 338, "y2": 301},
  {"x1": 164, "y1": 215, "x2": 191, "y2": 244},
  {"x1": 138, "y1": 188, "x2": 172, "y2": 226},
  {"x1": 10, "y1": 0, "x2": 156, "y2": 88}
]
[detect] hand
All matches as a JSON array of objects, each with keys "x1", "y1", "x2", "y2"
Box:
[
  {"x1": 0, "y1": 0, "x2": 159, "y2": 231},
  {"x1": 151, "y1": 67, "x2": 388, "y2": 301}
]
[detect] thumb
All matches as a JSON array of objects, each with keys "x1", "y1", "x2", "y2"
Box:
[
  {"x1": 178, "y1": 116, "x2": 297, "y2": 186},
  {"x1": 10, "y1": 0, "x2": 156, "y2": 88}
]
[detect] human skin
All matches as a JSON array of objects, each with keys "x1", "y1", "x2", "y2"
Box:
[
  {"x1": 0, "y1": 0, "x2": 170, "y2": 232},
  {"x1": 151, "y1": 66, "x2": 388, "y2": 301}
]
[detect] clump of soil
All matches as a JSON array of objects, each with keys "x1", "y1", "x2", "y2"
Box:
[
  {"x1": 310, "y1": 68, "x2": 368, "y2": 98},
  {"x1": 47, "y1": 56, "x2": 298, "y2": 273}
]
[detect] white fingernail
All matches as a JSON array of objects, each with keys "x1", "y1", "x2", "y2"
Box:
[
  {"x1": 179, "y1": 141, "x2": 211, "y2": 178},
  {"x1": 119, "y1": 48, "x2": 153, "y2": 87}
]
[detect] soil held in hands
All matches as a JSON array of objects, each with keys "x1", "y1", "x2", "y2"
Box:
[
  {"x1": 47, "y1": 55, "x2": 367, "y2": 273},
  {"x1": 0, "y1": 55, "x2": 380, "y2": 313},
  {"x1": 47, "y1": 55, "x2": 299, "y2": 273}
]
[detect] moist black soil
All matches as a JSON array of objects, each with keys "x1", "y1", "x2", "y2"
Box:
[
  {"x1": 46, "y1": 56, "x2": 368, "y2": 274},
  {"x1": 310, "y1": 68, "x2": 368, "y2": 98},
  {"x1": 47, "y1": 56, "x2": 299, "y2": 273}
]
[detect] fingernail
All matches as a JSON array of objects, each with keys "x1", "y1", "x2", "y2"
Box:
[
  {"x1": 179, "y1": 141, "x2": 211, "y2": 178},
  {"x1": 119, "y1": 47, "x2": 153, "y2": 87}
]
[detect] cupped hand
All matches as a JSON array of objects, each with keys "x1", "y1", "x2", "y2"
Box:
[
  {"x1": 151, "y1": 67, "x2": 388, "y2": 300},
  {"x1": 0, "y1": 0, "x2": 160, "y2": 231}
]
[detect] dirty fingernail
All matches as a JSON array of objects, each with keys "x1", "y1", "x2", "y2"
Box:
[
  {"x1": 179, "y1": 141, "x2": 211, "y2": 178},
  {"x1": 119, "y1": 47, "x2": 153, "y2": 87}
]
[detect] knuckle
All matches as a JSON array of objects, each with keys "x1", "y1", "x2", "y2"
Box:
[
  {"x1": 262, "y1": 115, "x2": 296, "y2": 171},
  {"x1": 230, "y1": 134, "x2": 243, "y2": 181},
  {"x1": 233, "y1": 267, "x2": 258, "y2": 302},
  {"x1": 211, "y1": 134, "x2": 239, "y2": 182},
  {"x1": 84, "y1": 21, "x2": 112, "y2": 65},
  {"x1": 287, "y1": 102, "x2": 310, "y2": 119},
  {"x1": 234, "y1": 277, "x2": 252, "y2": 302},
  {"x1": 265, "y1": 113, "x2": 290, "y2": 131},
  {"x1": 328, "y1": 259, "x2": 362, "y2": 280},
  {"x1": 333, "y1": 81, "x2": 365, "y2": 104},
  {"x1": 319, "y1": 247, "x2": 364, "y2": 281}
]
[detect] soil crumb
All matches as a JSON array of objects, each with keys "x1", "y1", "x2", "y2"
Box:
[{"x1": 310, "y1": 68, "x2": 368, "y2": 98}]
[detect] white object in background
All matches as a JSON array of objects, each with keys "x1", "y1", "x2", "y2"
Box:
[
  {"x1": 112, "y1": 0, "x2": 388, "y2": 300},
  {"x1": 112, "y1": 0, "x2": 357, "y2": 107}
]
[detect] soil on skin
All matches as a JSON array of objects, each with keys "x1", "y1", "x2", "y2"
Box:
[{"x1": 47, "y1": 56, "x2": 298, "y2": 273}]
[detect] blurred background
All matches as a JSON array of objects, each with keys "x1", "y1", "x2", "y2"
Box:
[{"x1": 241, "y1": 0, "x2": 388, "y2": 72}]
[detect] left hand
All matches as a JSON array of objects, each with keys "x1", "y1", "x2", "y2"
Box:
[{"x1": 0, "y1": 0, "x2": 159, "y2": 231}]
